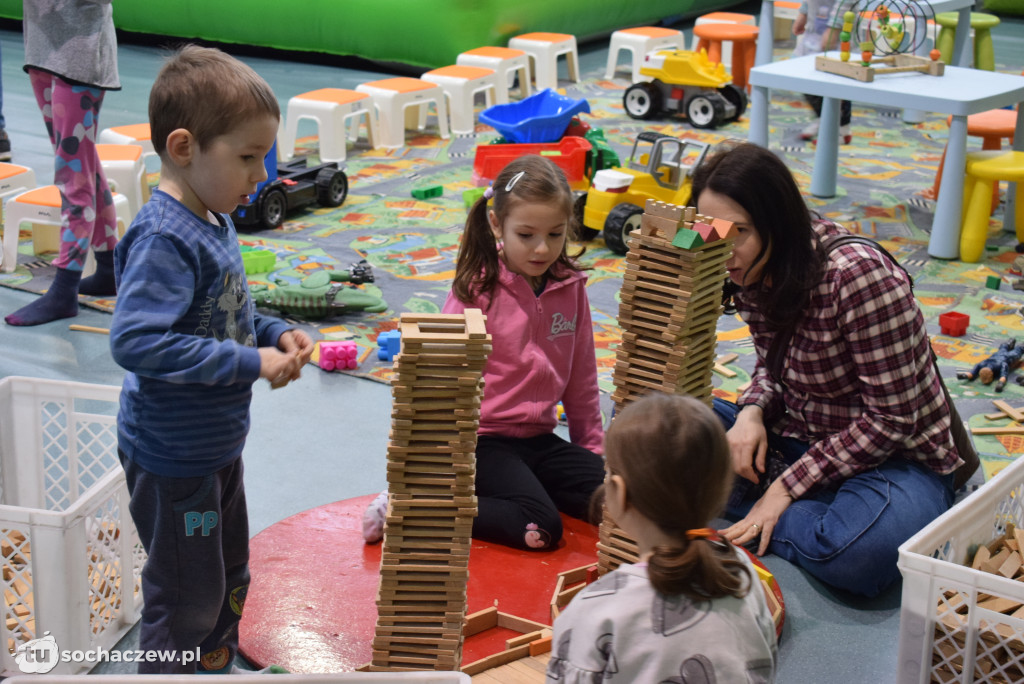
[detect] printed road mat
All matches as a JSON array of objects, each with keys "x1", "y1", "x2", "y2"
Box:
[{"x1": 4, "y1": 59, "x2": 1023, "y2": 480}]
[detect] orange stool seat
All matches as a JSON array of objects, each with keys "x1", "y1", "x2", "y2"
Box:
[
  {"x1": 960, "y1": 150, "x2": 1024, "y2": 263},
  {"x1": 693, "y1": 23, "x2": 760, "y2": 91},
  {"x1": 925, "y1": 109, "x2": 1017, "y2": 212},
  {"x1": 692, "y1": 12, "x2": 757, "y2": 68}
]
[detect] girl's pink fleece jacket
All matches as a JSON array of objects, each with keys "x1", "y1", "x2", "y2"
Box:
[{"x1": 442, "y1": 260, "x2": 604, "y2": 454}]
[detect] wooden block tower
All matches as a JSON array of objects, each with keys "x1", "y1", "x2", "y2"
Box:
[
  {"x1": 369, "y1": 310, "x2": 492, "y2": 672},
  {"x1": 599, "y1": 199, "x2": 735, "y2": 575}
]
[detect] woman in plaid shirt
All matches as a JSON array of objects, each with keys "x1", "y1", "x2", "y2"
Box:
[{"x1": 693, "y1": 143, "x2": 967, "y2": 597}]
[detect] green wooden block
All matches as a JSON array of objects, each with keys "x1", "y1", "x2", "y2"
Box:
[
  {"x1": 463, "y1": 187, "x2": 486, "y2": 208},
  {"x1": 411, "y1": 185, "x2": 443, "y2": 199},
  {"x1": 671, "y1": 228, "x2": 704, "y2": 250},
  {"x1": 986, "y1": 275, "x2": 1002, "y2": 290}
]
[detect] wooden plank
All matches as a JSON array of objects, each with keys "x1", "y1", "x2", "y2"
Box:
[{"x1": 993, "y1": 400, "x2": 1024, "y2": 423}]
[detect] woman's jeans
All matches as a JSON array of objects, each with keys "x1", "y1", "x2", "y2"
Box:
[{"x1": 713, "y1": 399, "x2": 954, "y2": 597}]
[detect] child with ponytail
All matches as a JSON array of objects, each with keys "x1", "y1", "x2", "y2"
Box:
[
  {"x1": 547, "y1": 393, "x2": 777, "y2": 683},
  {"x1": 364, "y1": 155, "x2": 605, "y2": 550}
]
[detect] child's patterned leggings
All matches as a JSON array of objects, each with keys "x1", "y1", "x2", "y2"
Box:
[{"x1": 28, "y1": 68, "x2": 118, "y2": 271}]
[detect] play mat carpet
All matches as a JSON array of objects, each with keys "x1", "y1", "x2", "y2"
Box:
[{"x1": 4, "y1": 58, "x2": 1024, "y2": 483}]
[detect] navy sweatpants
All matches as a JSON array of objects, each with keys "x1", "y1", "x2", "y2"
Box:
[
  {"x1": 119, "y1": 452, "x2": 250, "y2": 674},
  {"x1": 473, "y1": 433, "x2": 605, "y2": 551}
]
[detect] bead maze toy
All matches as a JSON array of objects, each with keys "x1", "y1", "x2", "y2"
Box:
[
  {"x1": 367, "y1": 311, "x2": 492, "y2": 672},
  {"x1": 814, "y1": 1, "x2": 943, "y2": 82}
]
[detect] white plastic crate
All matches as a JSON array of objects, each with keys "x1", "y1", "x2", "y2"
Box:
[
  {"x1": 5, "y1": 673, "x2": 470, "y2": 682},
  {"x1": 0, "y1": 376, "x2": 143, "y2": 677},
  {"x1": 898, "y1": 456, "x2": 1024, "y2": 684}
]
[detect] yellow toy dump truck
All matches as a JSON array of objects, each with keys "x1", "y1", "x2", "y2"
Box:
[
  {"x1": 576, "y1": 132, "x2": 710, "y2": 254},
  {"x1": 622, "y1": 49, "x2": 747, "y2": 129}
]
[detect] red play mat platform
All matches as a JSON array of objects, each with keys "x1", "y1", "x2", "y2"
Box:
[{"x1": 239, "y1": 494, "x2": 601, "y2": 674}]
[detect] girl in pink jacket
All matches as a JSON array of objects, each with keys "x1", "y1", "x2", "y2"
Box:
[
  {"x1": 346, "y1": 155, "x2": 609, "y2": 552},
  {"x1": 442, "y1": 155, "x2": 605, "y2": 549}
]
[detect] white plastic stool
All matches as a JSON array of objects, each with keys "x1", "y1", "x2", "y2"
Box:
[
  {"x1": 605, "y1": 27, "x2": 686, "y2": 81},
  {"x1": 421, "y1": 65, "x2": 499, "y2": 135},
  {"x1": 508, "y1": 32, "x2": 580, "y2": 92},
  {"x1": 98, "y1": 123, "x2": 160, "y2": 172},
  {"x1": 2, "y1": 185, "x2": 130, "y2": 273},
  {"x1": 773, "y1": 1, "x2": 801, "y2": 40},
  {"x1": 456, "y1": 47, "x2": 531, "y2": 103},
  {"x1": 0, "y1": 162, "x2": 37, "y2": 213},
  {"x1": 355, "y1": 77, "x2": 450, "y2": 150},
  {"x1": 98, "y1": 123, "x2": 155, "y2": 154},
  {"x1": 96, "y1": 143, "x2": 148, "y2": 218},
  {"x1": 691, "y1": 12, "x2": 757, "y2": 68},
  {"x1": 278, "y1": 88, "x2": 379, "y2": 162}
]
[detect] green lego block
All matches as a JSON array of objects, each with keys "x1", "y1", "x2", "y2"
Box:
[
  {"x1": 671, "y1": 228, "x2": 705, "y2": 250},
  {"x1": 986, "y1": 275, "x2": 1002, "y2": 290},
  {"x1": 411, "y1": 185, "x2": 443, "y2": 199},
  {"x1": 463, "y1": 187, "x2": 486, "y2": 208},
  {"x1": 240, "y1": 247, "x2": 276, "y2": 274}
]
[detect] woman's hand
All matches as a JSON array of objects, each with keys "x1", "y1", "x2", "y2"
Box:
[
  {"x1": 721, "y1": 479, "x2": 794, "y2": 556},
  {"x1": 727, "y1": 405, "x2": 769, "y2": 484}
]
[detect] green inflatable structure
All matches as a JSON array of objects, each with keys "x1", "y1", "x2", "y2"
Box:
[{"x1": 0, "y1": 0, "x2": 740, "y2": 69}]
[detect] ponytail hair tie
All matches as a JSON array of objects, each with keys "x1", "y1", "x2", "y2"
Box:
[
  {"x1": 685, "y1": 528, "x2": 716, "y2": 540},
  {"x1": 483, "y1": 185, "x2": 494, "y2": 200}
]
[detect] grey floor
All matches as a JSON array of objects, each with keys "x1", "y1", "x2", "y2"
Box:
[{"x1": 0, "y1": 4, "x2": 1021, "y2": 681}]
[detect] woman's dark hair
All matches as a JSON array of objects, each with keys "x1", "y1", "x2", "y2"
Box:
[
  {"x1": 451, "y1": 155, "x2": 585, "y2": 304},
  {"x1": 603, "y1": 393, "x2": 750, "y2": 601},
  {"x1": 691, "y1": 141, "x2": 825, "y2": 330}
]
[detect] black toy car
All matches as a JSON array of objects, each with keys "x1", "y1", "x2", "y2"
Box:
[{"x1": 232, "y1": 156, "x2": 348, "y2": 230}]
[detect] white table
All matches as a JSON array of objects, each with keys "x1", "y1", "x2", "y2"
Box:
[{"x1": 747, "y1": 55, "x2": 1024, "y2": 259}]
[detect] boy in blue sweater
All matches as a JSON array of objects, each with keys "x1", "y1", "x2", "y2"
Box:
[{"x1": 110, "y1": 45, "x2": 313, "y2": 674}]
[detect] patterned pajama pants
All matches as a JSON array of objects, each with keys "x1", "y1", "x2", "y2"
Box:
[{"x1": 28, "y1": 68, "x2": 118, "y2": 271}]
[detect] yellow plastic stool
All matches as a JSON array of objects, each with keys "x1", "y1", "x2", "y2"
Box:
[{"x1": 960, "y1": 150, "x2": 1024, "y2": 263}]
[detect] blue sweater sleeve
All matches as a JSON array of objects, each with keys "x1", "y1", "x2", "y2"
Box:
[{"x1": 110, "y1": 232, "x2": 262, "y2": 385}]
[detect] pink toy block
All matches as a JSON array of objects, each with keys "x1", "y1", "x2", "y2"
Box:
[
  {"x1": 693, "y1": 221, "x2": 716, "y2": 242},
  {"x1": 319, "y1": 340, "x2": 358, "y2": 371}
]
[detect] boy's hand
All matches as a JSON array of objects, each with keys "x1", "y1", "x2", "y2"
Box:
[
  {"x1": 793, "y1": 12, "x2": 807, "y2": 35},
  {"x1": 278, "y1": 329, "x2": 314, "y2": 367},
  {"x1": 259, "y1": 347, "x2": 301, "y2": 388}
]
